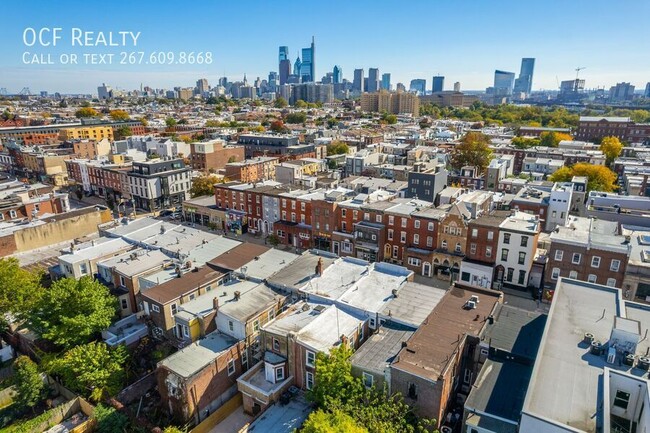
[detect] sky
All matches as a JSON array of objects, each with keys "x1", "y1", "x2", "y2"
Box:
[{"x1": 1, "y1": 0, "x2": 649, "y2": 95}]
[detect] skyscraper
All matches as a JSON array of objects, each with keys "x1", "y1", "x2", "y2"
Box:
[
  {"x1": 279, "y1": 46, "x2": 291, "y2": 85},
  {"x1": 409, "y1": 79, "x2": 426, "y2": 95},
  {"x1": 196, "y1": 78, "x2": 209, "y2": 95},
  {"x1": 454, "y1": 82, "x2": 461, "y2": 92},
  {"x1": 645, "y1": 82, "x2": 650, "y2": 98},
  {"x1": 513, "y1": 58, "x2": 535, "y2": 95},
  {"x1": 381, "y1": 73, "x2": 391, "y2": 91},
  {"x1": 493, "y1": 70, "x2": 516, "y2": 96},
  {"x1": 333, "y1": 65, "x2": 342, "y2": 84},
  {"x1": 432, "y1": 76, "x2": 444, "y2": 93},
  {"x1": 353, "y1": 69, "x2": 364, "y2": 93},
  {"x1": 293, "y1": 54, "x2": 302, "y2": 77},
  {"x1": 299, "y1": 37, "x2": 316, "y2": 83},
  {"x1": 368, "y1": 68, "x2": 380, "y2": 92}
]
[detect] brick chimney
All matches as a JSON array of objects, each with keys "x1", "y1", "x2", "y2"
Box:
[
  {"x1": 213, "y1": 297, "x2": 219, "y2": 311},
  {"x1": 315, "y1": 257, "x2": 323, "y2": 276}
]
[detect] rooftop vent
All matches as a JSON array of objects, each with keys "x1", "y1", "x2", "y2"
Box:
[
  {"x1": 313, "y1": 305, "x2": 326, "y2": 314},
  {"x1": 234, "y1": 291, "x2": 241, "y2": 301}
]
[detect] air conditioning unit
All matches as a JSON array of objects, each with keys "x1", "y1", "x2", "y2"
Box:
[{"x1": 440, "y1": 426, "x2": 452, "y2": 433}]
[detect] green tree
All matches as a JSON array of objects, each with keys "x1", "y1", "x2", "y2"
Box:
[
  {"x1": 274, "y1": 97, "x2": 288, "y2": 108},
  {"x1": 190, "y1": 175, "x2": 220, "y2": 198},
  {"x1": 47, "y1": 342, "x2": 127, "y2": 401},
  {"x1": 451, "y1": 132, "x2": 492, "y2": 172},
  {"x1": 600, "y1": 136, "x2": 623, "y2": 165},
  {"x1": 309, "y1": 346, "x2": 435, "y2": 433},
  {"x1": 93, "y1": 403, "x2": 130, "y2": 433},
  {"x1": 109, "y1": 109, "x2": 130, "y2": 121},
  {"x1": 28, "y1": 276, "x2": 117, "y2": 349},
  {"x1": 302, "y1": 409, "x2": 368, "y2": 433},
  {"x1": 114, "y1": 125, "x2": 133, "y2": 140},
  {"x1": 539, "y1": 131, "x2": 569, "y2": 147},
  {"x1": 286, "y1": 112, "x2": 307, "y2": 124},
  {"x1": 294, "y1": 99, "x2": 308, "y2": 108},
  {"x1": 12, "y1": 356, "x2": 45, "y2": 411},
  {"x1": 165, "y1": 117, "x2": 178, "y2": 128},
  {"x1": 380, "y1": 113, "x2": 398, "y2": 125},
  {"x1": 511, "y1": 136, "x2": 540, "y2": 149},
  {"x1": 139, "y1": 117, "x2": 149, "y2": 127},
  {"x1": 0, "y1": 257, "x2": 42, "y2": 317},
  {"x1": 327, "y1": 141, "x2": 350, "y2": 156},
  {"x1": 549, "y1": 163, "x2": 618, "y2": 192},
  {"x1": 162, "y1": 427, "x2": 185, "y2": 433},
  {"x1": 266, "y1": 233, "x2": 280, "y2": 246},
  {"x1": 75, "y1": 107, "x2": 99, "y2": 118}
]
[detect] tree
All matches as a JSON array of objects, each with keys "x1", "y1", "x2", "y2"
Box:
[
  {"x1": 139, "y1": 117, "x2": 149, "y2": 127},
  {"x1": 12, "y1": 356, "x2": 45, "y2": 410},
  {"x1": 600, "y1": 136, "x2": 623, "y2": 165},
  {"x1": 539, "y1": 131, "x2": 572, "y2": 148},
  {"x1": 114, "y1": 125, "x2": 133, "y2": 140},
  {"x1": 274, "y1": 97, "x2": 288, "y2": 108},
  {"x1": 294, "y1": 99, "x2": 308, "y2": 108},
  {"x1": 227, "y1": 155, "x2": 238, "y2": 163},
  {"x1": 451, "y1": 132, "x2": 492, "y2": 172},
  {"x1": 252, "y1": 125, "x2": 265, "y2": 133},
  {"x1": 549, "y1": 163, "x2": 618, "y2": 192},
  {"x1": 0, "y1": 257, "x2": 42, "y2": 317},
  {"x1": 380, "y1": 113, "x2": 397, "y2": 125},
  {"x1": 47, "y1": 342, "x2": 127, "y2": 401},
  {"x1": 28, "y1": 276, "x2": 117, "y2": 349},
  {"x1": 511, "y1": 136, "x2": 540, "y2": 149},
  {"x1": 191, "y1": 175, "x2": 220, "y2": 198},
  {"x1": 162, "y1": 427, "x2": 185, "y2": 433},
  {"x1": 302, "y1": 409, "x2": 368, "y2": 433},
  {"x1": 286, "y1": 112, "x2": 307, "y2": 124},
  {"x1": 75, "y1": 107, "x2": 99, "y2": 118},
  {"x1": 308, "y1": 346, "x2": 434, "y2": 433},
  {"x1": 165, "y1": 117, "x2": 178, "y2": 128},
  {"x1": 270, "y1": 120, "x2": 286, "y2": 133},
  {"x1": 109, "y1": 110, "x2": 130, "y2": 121},
  {"x1": 93, "y1": 403, "x2": 130, "y2": 433},
  {"x1": 327, "y1": 141, "x2": 350, "y2": 156}
]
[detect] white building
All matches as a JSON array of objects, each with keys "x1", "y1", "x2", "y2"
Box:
[
  {"x1": 495, "y1": 211, "x2": 540, "y2": 289},
  {"x1": 546, "y1": 182, "x2": 573, "y2": 231}
]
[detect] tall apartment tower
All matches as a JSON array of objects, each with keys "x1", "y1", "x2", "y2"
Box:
[
  {"x1": 513, "y1": 58, "x2": 535, "y2": 95},
  {"x1": 381, "y1": 73, "x2": 391, "y2": 90},
  {"x1": 279, "y1": 46, "x2": 291, "y2": 85},
  {"x1": 432, "y1": 76, "x2": 444, "y2": 93},
  {"x1": 353, "y1": 69, "x2": 364, "y2": 93}
]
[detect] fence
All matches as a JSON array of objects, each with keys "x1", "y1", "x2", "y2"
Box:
[
  {"x1": 115, "y1": 372, "x2": 157, "y2": 405},
  {"x1": 190, "y1": 393, "x2": 242, "y2": 433}
]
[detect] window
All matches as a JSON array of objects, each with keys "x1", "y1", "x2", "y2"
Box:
[
  {"x1": 428, "y1": 222, "x2": 434, "y2": 231},
  {"x1": 392, "y1": 246, "x2": 398, "y2": 258},
  {"x1": 276, "y1": 366, "x2": 284, "y2": 381},
  {"x1": 569, "y1": 271, "x2": 578, "y2": 279},
  {"x1": 518, "y1": 252, "x2": 526, "y2": 265},
  {"x1": 400, "y1": 232, "x2": 406, "y2": 243},
  {"x1": 463, "y1": 368, "x2": 473, "y2": 384},
  {"x1": 507, "y1": 268, "x2": 514, "y2": 282},
  {"x1": 461, "y1": 272, "x2": 470, "y2": 282},
  {"x1": 572, "y1": 253, "x2": 581, "y2": 264},
  {"x1": 363, "y1": 372, "x2": 374, "y2": 388},
  {"x1": 353, "y1": 210, "x2": 358, "y2": 219},
  {"x1": 521, "y1": 236, "x2": 528, "y2": 247},
  {"x1": 487, "y1": 231, "x2": 494, "y2": 240},
  {"x1": 273, "y1": 338, "x2": 280, "y2": 352},
  {"x1": 472, "y1": 228, "x2": 478, "y2": 238},
  {"x1": 171, "y1": 303, "x2": 178, "y2": 315},
  {"x1": 607, "y1": 278, "x2": 617, "y2": 287},
  {"x1": 518, "y1": 270, "x2": 526, "y2": 285},
  {"x1": 551, "y1": 267, "x2": 560, "y2": 280},
  {"x1": 413, "y1": 234, "x2": 419, "y2": 245},
  {"x1": 470, "y1": 243, "x2": 477, "y2": 255},
  {"x1": 401, "y1": 218, "x2": 407, "y2": 228},
  {"x1": 306, "y1": 372, "x2": 314, "y2": 390},
  {"x1": 611, "y1": 259, "x2": 621, "y2": 272},
  {"x1": 306, "y1": 351, "x2": 316, "y2": 367},
  {"x1": 227, "y1": 359, "x2": 236, "y2": 376},
  {"x1": 152, "y1": 304, "x2": 160, "y2": 313},
  {"x1": 253, "y1": 320, "x2": 260, "y2": 331},
  {"x1": 388, "y1": 229, "x2": 393, "y2": 241},
  {"x1": 268, "y1": 309, "x2": 275, "y2": 321},
  {"x1": 408, "y1": 382, "x2": 418, "y2": 400},
  {"x1": 408, "y1": 257, "x2": 421, "y2": 266},
  {"x1": 241, "y1": 350, "x2": 248, "y2": 368},
  {"x1": 388, "y1": 215, "x2": 394, "y2": 225},
  {"x1": 369, "y1": 317, "x2": 376, "y2": 329},
  {"x1": 121, "y1": 299, "x2": 128, "y2": 309},
  {"x1": 414, "y1": 220, "x2": 420, "y2": 229},
  {"x1": 228, "y1": 320, "x2": 234, "y2": 332},
  {"x1": 9, "y1": 210, "x2": 16, "y2": 219},
  {"x1": 555, "y1": 250, "x2": 564, "y2": 261},
  {"x1": 501, "y1": 249, "x2": 509, "y2": 261},
  {"x1": 364, "y1": 213, "x2": 370, "y2": 221},
  {"x1": 614, "y1": 390, "x2": 630, "y2": 410},
  {"x1": 79, "y1": 262, "x2": 88, "y2": 275},
  {"x1": 376, "y1": 215, "x2": 382, "y2": 223},
  {"x1": 503, "y1": 233, "x2": 511, "y2": 244},
  {"x1": 587, "y1": 274, "x2": 597, "y2": 283},
  {"x1": 182, "y1": 325, "x2": 190, "y2": 338},
  {"x1": 486, "y1": 246, "x2": 492, "y2": 258},
  {"x1": 426, "y1": 236, "x2": 433, "y2": 247},
  {"x1": 189, "y1": 293, "x2": 195, "y2": 301},
  {"x1": 455, "y1": 243, "x2": 462, "y2": 253},
  {"x1": 342, "y1": 209, "x2": 347, "y2": 218},
  {"x1": 441, "y1": 240, "x2": 448, "y2": 249},
  {"x1": 591, "y1": 256, "x2": 601, "y2": 268}
]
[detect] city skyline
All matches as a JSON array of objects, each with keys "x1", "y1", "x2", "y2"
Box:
[{"x1": 1, "y1": 0, "x2": 649, "y2": 94}]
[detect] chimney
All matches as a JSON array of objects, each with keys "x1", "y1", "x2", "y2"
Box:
[
  {"x1": 213, "y1": 297, "x2": 219, "y2": 311},
  {"x1": 234, "y1": 291, "x2": 241, "y2": 301},
  {"x1": 340, "y1": 334, "x2": 348, "y2": 346},
  {"x1": 315, "y1": 257, "x2": 323, "y2": 276}
]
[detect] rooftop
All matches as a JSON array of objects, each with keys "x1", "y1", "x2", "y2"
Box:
[
  {"x1": 158, "y1": 331, "x2": 238, "y2": 378},
  {"x1": 551, "y1": 215, "x2": 629, "y2": 253},
  {"x1": 141, "y1": 266, "x2": 224, "y2": 305},
  {"x1": 481, "y1": 304, "x2": 547, "y2": 360},
  {"x1": 380, "y1": 281, "x2": 447, "y2": 328},
  {"x1": 208, "y1": 243, "x2": 270, "y2": 272},
  {"x1": 99, "y1": 249, "x2": 171, "y2": 277},
  {"x1": 266, "y1": 251, "x2": 338, "y2": 293},
  {"x1": 297, "y1": 305, "x2": 364, "y2": 353},
  {"x1": 391, "y1": 286, "x2": 502, "y2": 381},
  {"x1": 350, "y1": 321, "x2": 414, "y2": 375},
  {"x1": 59, "y1": 237, "x2": 132, "y2": 265}
]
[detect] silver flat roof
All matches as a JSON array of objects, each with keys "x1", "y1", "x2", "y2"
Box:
[{"x1": 158, "y1": 331, "x2": 238, "y2": 378}]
